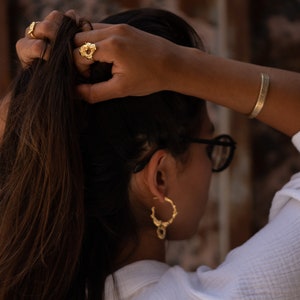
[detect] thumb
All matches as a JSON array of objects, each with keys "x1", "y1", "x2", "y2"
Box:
[{"x1": 76, "y1": 79, "x2": 125, "y2": 103}]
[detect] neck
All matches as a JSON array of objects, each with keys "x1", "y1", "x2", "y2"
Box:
[{"x1": 113, "y1": 228, "x2": 166, "y2": 271}]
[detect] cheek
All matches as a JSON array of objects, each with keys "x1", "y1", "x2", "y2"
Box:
[
  {"x1": 187, "y1": 155, "x2": 212, "y2": 204},
  {"x1": 187, "y1": 168, "x2": 211, "y2": 220},
  {"x1": 169, "y1": 162, "x2": 212, "y2": 239}
]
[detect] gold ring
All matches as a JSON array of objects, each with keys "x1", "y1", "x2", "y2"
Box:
[
  {"x1": 28, "y1": 21, "x2": 39, "y2": 38},
  {"x1": 79, "y1": 42, "x2": 97, "y2": 60}
]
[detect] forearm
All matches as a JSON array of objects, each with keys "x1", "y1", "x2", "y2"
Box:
[{"x1": 170, "y1": 47, "x2": 300, "y2": 136}]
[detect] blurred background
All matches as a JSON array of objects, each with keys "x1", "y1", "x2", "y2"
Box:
[{"x1": 1, "y1": 0, "x2": 300, "y2": 270}]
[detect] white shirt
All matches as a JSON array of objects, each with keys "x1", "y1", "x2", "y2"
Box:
[{"x1": 105, "y1": 132, "x2": 300, "y2": 300}]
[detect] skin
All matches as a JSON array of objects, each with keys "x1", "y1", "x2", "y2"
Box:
[
  {"x1": 124, "y1": 108, "x2": 213, "y2": 264},
  {"x1": 73, "y1": 25, "x2": 300, "y2": 137},
  {"x1": 12, "y1": 11, "x2": 214, "y2": 266},
  {"x1": 16, "y1": 10, "x2": 300, "y2": 137}
]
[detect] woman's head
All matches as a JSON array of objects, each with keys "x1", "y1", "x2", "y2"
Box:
[
  {"x1": 0, "y1": 8, "x2": 211, "y2": 300},
  {"x1": 84, "y1": 8, "x2": 210, "y2": 237},
  {"x1": 81, "y1": 7, "x2": 213, "y2": 292}
]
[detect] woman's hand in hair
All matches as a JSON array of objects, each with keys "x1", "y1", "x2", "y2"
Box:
[
  {"x1": 74, "y1": 24, "x2": 183, "y2": 103},
  {"x1": 16, "y1": 10, "x2": 80, "y2": 68}
]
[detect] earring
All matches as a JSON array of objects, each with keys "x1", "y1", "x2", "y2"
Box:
[{"x1": 151, "y1": 197, "x2": 178, "y2": 239}]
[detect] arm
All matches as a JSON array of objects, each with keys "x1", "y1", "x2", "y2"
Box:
[
  {"x1": 16, "y1": 18, "x2": 299, "y2": 136},
  {"x1": 75, "y1": 25, "x2": 300, "y2": 136},
  {"x1": 170, "y1": 48, "x2": 300, "y2": 137}
]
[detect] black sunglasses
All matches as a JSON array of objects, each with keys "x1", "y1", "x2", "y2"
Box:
[
  {"x1": 185, "y1": 134, "x2": 236, "y2": 172},
  {"x1": 133, "y1": 134, "x2": 236, "y2": 173}
]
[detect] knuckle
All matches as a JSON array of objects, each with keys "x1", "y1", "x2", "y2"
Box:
[
  {"x1": 112, "y1": 24, "x2": 132, "y2": 37},
  {"x1": 40, "y1": 21, "x2": 50, "y2": 31},
  {"x1": 114, "y1": 23, "x2": 130, "y2": 35},
  {"x1": 47, "y1": 10, "x2": 62, "y2": 20},
  {"x1": 82, "y1": 22, "x2": 92, "y2": 31},
  {"x1": 40, "y1": 21, "x2": 59, "y2": 40},
  {"x1": 31, "y1": 40, "x2": 45, "y2": 55},
  {"x1": 15, "y1": 38, "x2": 24, "y2": 52},
  {"x1": 37, "y1": 21, "x2": 46, "y2": 32},
  {"x1": 106, "y1": 36, "x2": 123, "y2": 52}
]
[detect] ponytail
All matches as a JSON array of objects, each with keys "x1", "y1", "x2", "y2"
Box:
[{"x1": 0, "y1": 17, "x2": 84, "y2": 299}]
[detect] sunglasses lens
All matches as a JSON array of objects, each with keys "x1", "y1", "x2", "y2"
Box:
[{"x1": 211, "y1": 135, "x2": 235, "y2": 172}]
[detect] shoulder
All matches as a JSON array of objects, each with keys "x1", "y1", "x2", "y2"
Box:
[
  {"x1": 105, "y1": 260, "x2": 220, "y2": 300},
  {"x1": 105, "y1": 238, "x2": 300, "y2": 300}
]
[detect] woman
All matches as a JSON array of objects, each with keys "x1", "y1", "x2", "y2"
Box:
[
  {"x1": 4, "y1": 8, "x2": 300, "y2": 300},
  {"x1": 0, "y1": 8, "x2": 236, "y2": 300}
]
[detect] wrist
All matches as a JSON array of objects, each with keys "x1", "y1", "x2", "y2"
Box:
[
  {"x1": 166, "y1": 46, "x2": 209, "y2": 97},
  {"x1": 160, "y1": 44, "x2": 193, "y2": 92}
]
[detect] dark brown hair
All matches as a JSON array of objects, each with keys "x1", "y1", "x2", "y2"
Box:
[{"x1": 0, "y1": 8, "x2": 205, "y2": 300}]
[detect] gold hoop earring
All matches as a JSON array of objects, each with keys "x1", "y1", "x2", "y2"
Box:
[{"x1": 151, "y1": 197, "x2": 178, "y2": 239}]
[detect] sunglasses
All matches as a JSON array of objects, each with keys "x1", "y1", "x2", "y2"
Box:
[{"x1": 133, "y1": 134, "x2": 236, "y2": 173}]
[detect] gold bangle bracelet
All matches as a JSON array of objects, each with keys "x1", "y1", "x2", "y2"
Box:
[{"x1": 248, "y1": 73, "x2": 270, "y2": 119}]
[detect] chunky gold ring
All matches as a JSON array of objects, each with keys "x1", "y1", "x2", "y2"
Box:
[
  {"x1": 28, "y1": 21, "x2": 39, "y2": 38},
  {"x1": 79, "y1": 42, "x2": 97, "y2": 60}
]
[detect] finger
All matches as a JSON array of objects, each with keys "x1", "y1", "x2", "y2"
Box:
[
  {"x1": 44, "y1": 10, "x2": 64, "y2": 23},
  {"x1": 91, "y1": 23, "x2": 115, "y2": 30},
  {"x1": 74, "y1": 24, "x2": 132, "y2": 46},
  {"x1": 65, "y1": 9, "x2": 90, "y2": 30},
  {"x1": 25, "y1": 11, "x2": 64, "y2": 40},
  {"x1": 74, "y1": 28, "x2": 112, "y2": 46},
  {"x1": 64, "y1": 9, "x2": 78, "y2": 20},
  {"x1": 16, "y1": 37, "x2": 51, "y2": 67},
  {"x1": 65, "y1": 9, "x2": 93, "y2": 32},
  {"x1": 82, "y1": 21, "x2": 93, "y2": 32},
  {"x1": 74, "y1": 40, "x2": 115, "y2": 76},
  {"x1": 74, "y1": 32, "x2": 126, "y2": 65},
  {"x1": 77, "y1": 78, "x2": 125, "y2": 103},
  {"x1": 73, "y1": 43, "x2": 99, "y2": 75}
]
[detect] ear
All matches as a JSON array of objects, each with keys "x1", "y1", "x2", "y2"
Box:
[{"x1": 143, "y1": 149, "x2": 175, "y2": 203}]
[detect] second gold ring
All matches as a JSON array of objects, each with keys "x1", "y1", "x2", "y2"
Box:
[
  {"x1": 28, "y1": 21, "x2": 39, "y2": 39},
  {"x1": 79, "y1": 42, "x2": 97, "y2": 60}
]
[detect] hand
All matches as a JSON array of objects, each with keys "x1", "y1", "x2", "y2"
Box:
[
  {"x1": 16, "y1": 10, "x2": 83, "y2": 68},
  {"x1": 16, "y1": 10, "x2": 63, "y2": 68},
  {"x1": 74, "y1": 24, "x2": 181, "y2": 103}
]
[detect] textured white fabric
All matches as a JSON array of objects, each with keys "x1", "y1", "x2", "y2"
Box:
[{"x1": 105, "y1": 132, "x2": 300, "y2": 300}]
